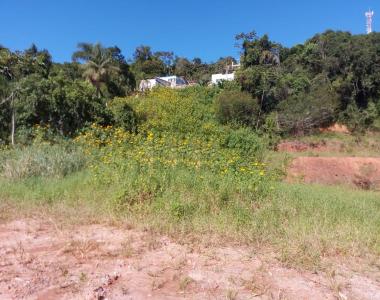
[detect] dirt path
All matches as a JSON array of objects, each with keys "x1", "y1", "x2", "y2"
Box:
[{"x1": 0, "y1": 219, "x2": 379, "y2": 299}]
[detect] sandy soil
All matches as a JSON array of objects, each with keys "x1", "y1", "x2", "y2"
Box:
[
  {"x1": 0, "y1": 219, "x2": 379, "y2": 300},
  {"x1": 287, "y1": 157, "x2": 380, "y2": 189}
]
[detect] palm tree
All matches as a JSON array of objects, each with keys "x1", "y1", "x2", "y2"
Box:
[{"x1": 72, "y1": 43, "x2": 120, "y2": 97}]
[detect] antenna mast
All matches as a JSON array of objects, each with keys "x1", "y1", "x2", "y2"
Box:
[{"x1": 366, "y1": 10, "x2": 374, "y2": 34}]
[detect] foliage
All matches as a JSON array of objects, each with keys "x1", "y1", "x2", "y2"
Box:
[
  {"x1": 72, "y1": 43, "x2": 135, "y2": 97},
  {"x1": 339, "y1": 101, "x2": 379, "y2": 132},
  {"x1": 124, "y1": 87, "x2": 215, "y2": 135},
  {"x1": 1, "y1": 82, "x2": 379, "y2": 269},
  {"x1": 236, "y1": 30, "x2": 380, "y2": 133},
  {"x1": 215, "y1": 90, "x2": 259, "y2": 126},
  {"x1": 15, "y1": 73, "x2": 112, "y2": 137},
  {"x1": 221, "y1": 127, "x2": 267, "y2": 158},
  {"x1": 131, "y1": 45, "x2": 166, "y2": 81},
  {"x1": 109, "y1": 97, "x2": 139, "y2": 132},
  {"x1": 1, "y1": 30, "x2": 380, "y2": 144},
  {"x1": 276, "y1": 82, "x2": 340, "y2": 135},
  {"x1": 75, "y1": 88, "x2": 270, "y2": 184}
]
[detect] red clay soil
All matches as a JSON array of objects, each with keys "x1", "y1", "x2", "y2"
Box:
[
  {"x1": 287, "y1": 157, "x2": 380, "y2": 189},
  {"x1": 1, "y1": 219, "x2": 379, "y2": 299}
]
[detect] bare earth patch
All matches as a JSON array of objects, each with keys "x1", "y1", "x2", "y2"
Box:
[
  {"x1": 287, "y1": 157, "x2": 380, "y2": 190},
  {"x1": 0, "y1": 219, "x2": 379, "y2": 299},
  {"x1": 277, "y1": 140, "x2": 344, "y2": 153},
  {"x1": 319, "y1": 124, "x2": 350, "y2": 134}
]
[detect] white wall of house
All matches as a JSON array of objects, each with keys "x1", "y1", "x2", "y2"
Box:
[
  {"x1": 211, "y1": 73, "x2": 235, "y2": 85},
  {"x1": 139, "y1": 79, "x2": 157, "y2": 91}
]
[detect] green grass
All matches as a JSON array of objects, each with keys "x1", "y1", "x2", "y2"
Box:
[
  {"x1": 273, "y1": 183, "x2": 380, "y2": 267},
  {"x1": 0, "y1": 169, "x2": 378, "y2": 270}
]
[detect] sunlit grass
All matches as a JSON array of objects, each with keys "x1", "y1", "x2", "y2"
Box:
[{"x1": 0, "y1": 167, "x2": 378, "y2": 269}]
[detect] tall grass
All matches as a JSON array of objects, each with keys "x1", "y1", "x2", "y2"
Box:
[
  {"x1": 0, "y1": 143, "x2": 86, "y2": 179},
  {"x1": 0, "y1": 167, "x2": 378, "y2": 269}
]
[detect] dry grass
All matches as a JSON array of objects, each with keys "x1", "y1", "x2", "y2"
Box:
[{"x1": 62, "y1": 239, "x2": 101, "y2": 260}]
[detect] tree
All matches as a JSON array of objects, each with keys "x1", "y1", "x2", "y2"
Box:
[
  {"x1": 236, "y1": 33, "x2": 283, "y2": 126},
  {"x1": 276, "y1": 77, "x2": 339, "y2": 135},
  {"x1": 213, "y1": 56, "x2": 237, "y2": 74},
  {"x1": 234, "y1": 30, "x2": 257, "y2": 50},
  {"x1": 106, "y1": 46, "x2": 136, "y2": 96},
  {"x1": 0, "y1": 46, "x2": 52, "y2": 144},
  {"x1": 131, "y1": 45, "x2": 166, "y2": 80},
  {"x1": 72, "y1": 43, "x2": 121, "y2": 97},
  {"x1": 174, "y1": 57, "x2": 212, "y2": 84},
  {"x1": 155, "y1": 51, "x2": 175, "y2": 75},
  {"x1": 15, "y1": 70, "x2": 112, "y2": 137},
  {"x1": 133, "y1": 45, "x2": 153, "y2": 62}
]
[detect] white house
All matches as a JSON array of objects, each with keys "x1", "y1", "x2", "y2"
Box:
[
  {"x1": 211, "y1": 73, "x2": 235, "y2": 85},
  {"x1": 211, "y1": 62, "x2": 240, "y2": 85},
  {"x1": 139, "y1": 76, "x2": 188, "y2": 91}
]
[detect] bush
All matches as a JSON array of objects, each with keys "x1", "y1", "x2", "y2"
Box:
[
  {"x1": 215, "y1": 90, "x2": 259, "y2": 126},
  {"x1": 109, "y1": 97, "x2": 139, "y2": 132},
  {"x1": 0, "y1": 143, "x2": 86, "y2": 179},
  {"x1": 276, "y1": 84, "x2": 339, "y2": 135},
  {"x1": 221, "y1": 127, "x2": 267, "y2": 158},
  {"x1": 123, "y1": 87, "x2": 215, "y2": 135},
  {"x1": 340, "y1": 102, "x2": 379, "y2": 132}
]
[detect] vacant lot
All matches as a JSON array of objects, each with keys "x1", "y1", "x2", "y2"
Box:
[{"x1": 1, "y1": 218, "x2": 379, "y2": 300}]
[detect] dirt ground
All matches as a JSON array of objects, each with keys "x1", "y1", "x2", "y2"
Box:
[
  {"x1": 319, "y1": 124, "x2": 350, "y2": 134},
  {"x1": 276, "y1": 140, "x2": 344, "y2": 153},
  {"x1": 0, "y1": 219, "x2": 379, "y2": 300},
  {"x1": 287, "y1": 157, "x2": 380, "y2": 190}
]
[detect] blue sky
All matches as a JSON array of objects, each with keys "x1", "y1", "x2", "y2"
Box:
[{"x1": 0, "y1": 0, "x2": 378, "y2": 63}]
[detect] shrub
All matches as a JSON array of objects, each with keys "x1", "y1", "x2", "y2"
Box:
[
  {"x1": 221, "y1": 127, "x2": 267, "y2": 158},
  {"x1": 109, "y1": 97, "x2": 139, "y2": 132},
  {"x1": 1, "y1": 143, "x2": 86, "y2": 179},
  {"x1": 123, "y1": 87, "x2": 215, "y2": 135},
  {"x1": 276, "y1": 84, "x2": 339, "y2": 135},
  {"x1": 215, "y1": 90, "x2": 259, "y2": 126},
  {"x1": 340, "y1": 102, "x2": 379, "y2": 132},
  {"x1": 215, "y1": 80, "x2": 242, "y2": 91}
]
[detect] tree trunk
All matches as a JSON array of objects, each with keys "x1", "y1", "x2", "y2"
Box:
[{"x1": 11, "y1": 96, "x2": 15, "y2": 146}]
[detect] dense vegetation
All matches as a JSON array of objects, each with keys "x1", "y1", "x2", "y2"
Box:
[{"x1": 1, "y1": 30, "x2": 380, "y2": 144}]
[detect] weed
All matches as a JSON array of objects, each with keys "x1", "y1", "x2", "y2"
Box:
[
  {"x1": 79, "y1": 272, "x2": 87, "y2": 282},
  {"x1": 151, "y1": 279, "x2": 166, "y2": 290},
  {"x1": 120, "y1": 240, "x2": 135, "y2": 258},
  {"x1": 1, "y1": 143, "x2": 85, "y2": 179},
  {"x1": 179, "y1": 276, "x2": 194, "y2": 291},
  {"x1": 226, "y1": 289, "x2": 238, "y2": 300}
]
